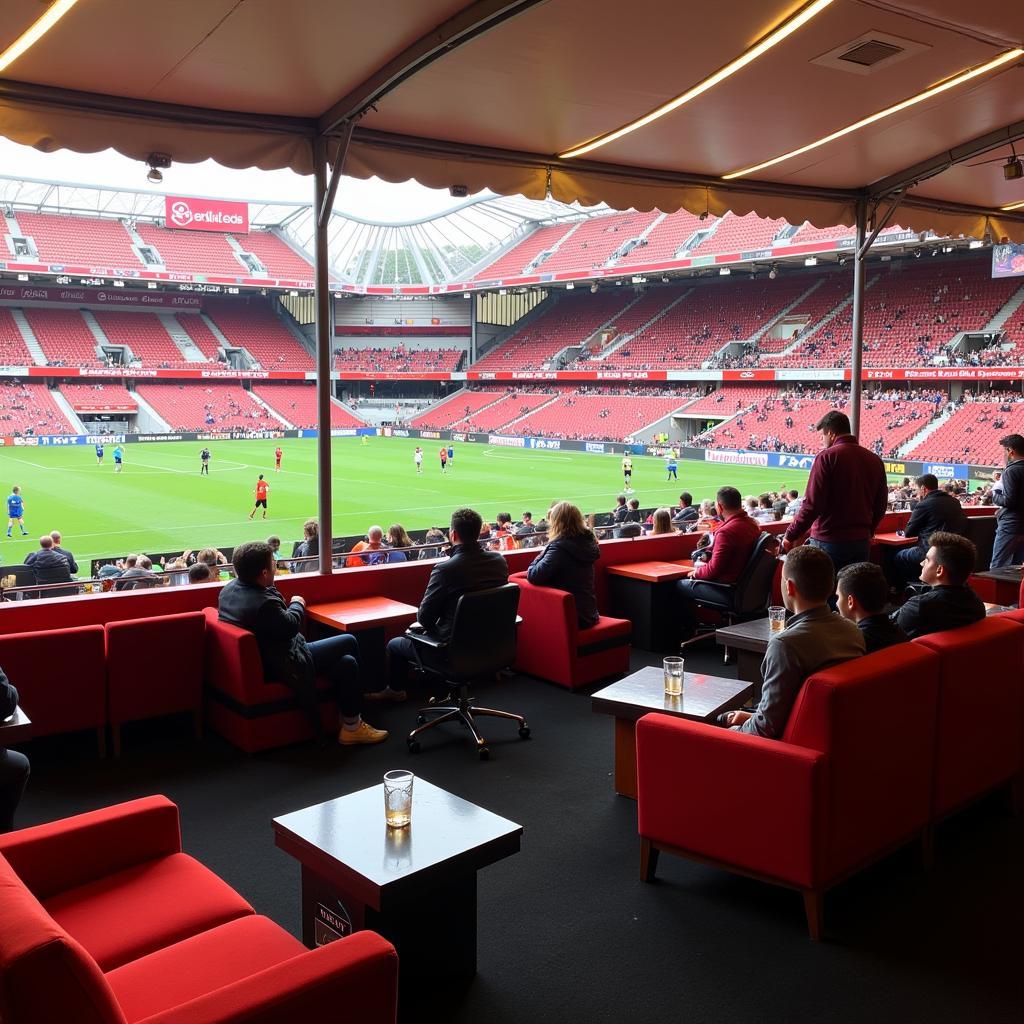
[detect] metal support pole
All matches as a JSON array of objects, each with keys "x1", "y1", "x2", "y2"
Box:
[
  {"x1": 313, "y1": 137, "x2": 334, "y2": 574},
  {"x1": 849, "y1": 198, "x2": 868, "y2": 439}
]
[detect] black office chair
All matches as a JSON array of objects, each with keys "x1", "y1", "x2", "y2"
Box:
[{"x1": 405, "y1": 583, "x2": 530, "y2": 760}]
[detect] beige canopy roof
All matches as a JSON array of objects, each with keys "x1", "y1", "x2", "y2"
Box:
[{"x1": 2, "y1": 0, "x2": 1023, "y2": 238}]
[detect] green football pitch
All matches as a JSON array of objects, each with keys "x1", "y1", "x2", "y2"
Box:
[{"x1": 0, "y1": 436, "x2": 819, "y2": 566}]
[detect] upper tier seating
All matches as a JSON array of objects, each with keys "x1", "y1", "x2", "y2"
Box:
[
  {"x1": 0, "y1": 380, "x2": 76, "y2": 434},
  {"x1": 334, "y1": 347, "x2": 463, "y2": 373},
  {"x1": 512, "y1": 392, "x2": 689, "y2": 441},
  {"x1": 92, "y1": 311, "x2": 199, "y2": 367},
  {"x1": 689, "y1": 212, "x2": 785, "y2": 257},
  {"x1": 538, "y1": 211, "x2": 661, "y2": 275},
  {"x1": 907, "y1": 399, "x2": 1024, "y2": 465},
  {"x1": 410, "y1": 390, "x2": 506, "y2": 429},
  {"x1": 136, "y1": 224, "x2": 248, "y2": 278},
  {"x1": 756, "y1": 275, "x2": 853, "y2": 354},
  {"x1": 0, "y1": 308, "x2": 34, "y2": 366},
  {"x1": 25, "y1": 308, "x2": 102, "y2": 367},
  {"x1": 997, "y1": 291, "x2": 1024, "y2": 358},
  {"x1": 174, "y1": 312, "x2": 224, "y2": 360},
  {"x1": 788, "y1": 221, "x2": 852, "y2": 244},
  {"x1": 473, "y1": 292, "x2": 633, "y2": 371},
  {"x1": 237, "y1": 231, "x2": 313, "y2": 279},
  {"x1": 15, "y1": 212, "x2": 141, "y2": 268},
  {"x1": 625, "y1": 209, "x2": 711, "y2": 264},
  {"x1": 204, "y1": 300, "x2": 313, "y2": 370},
  {"x1": 136, "y1": 383, "x2": 282, "y2": 431},
  {"x1": 252, "y1": 383, "x2": 364, "y2": 428},
  {"x1": 474, "y1": 223, "x2": 574, "y2": 280},
  {"x1": 59, "y1": 382, "x2": 137, "y2": 411}
]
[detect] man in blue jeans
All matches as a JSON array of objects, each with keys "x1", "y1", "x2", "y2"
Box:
[
  {"x1": 219, "y1": 541, "x2": 387, "y2": 746},
  {"x1": 782, "y1": 410, "x2": 889, "y2": 575},
  {"x1": 991, "y1": 433, "x2": 1024, "y2": 569}
]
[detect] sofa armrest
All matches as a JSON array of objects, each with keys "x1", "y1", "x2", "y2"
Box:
[
  {"x1": 0, "y1": 795, "x2": 181, "y2": 899},
  {"x1": 136, "y1": 931, "x2": 398, "y2": 1024},
  {"x1": 636, "y1": 715, "x2": 825, "y2": 889}
]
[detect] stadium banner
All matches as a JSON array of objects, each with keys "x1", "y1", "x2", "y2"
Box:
[
  {"x1": 704, "y1": 447, "x2": 770, "y2": 467},
  {"x1": 0, "y1": 283, "x2": 202, "y2": 308},
  {"x1": 21, "y1": 367, "x2": 306, "y2": 381},
  {"x1": 585, "y1": 442, "x2": 607, "y2": 454},
  {"x1": 922, "y1": 462, "x2": 971, "y2": 479},
  {"x1": 527, "y1": 437, "x2": 562, "y2": 450},
  {"x1": 992, "y1": 242, "x2": 1024, "y2": 279},
  {"x1": 466, "y1": 370, "x2": 669, "y2": 381},
  {"x1": 488, "y1": 434, "x2": 527, "y2": 447},
  {"x1": 337, "y1": 371, "x2": 454, "y2": 381},
  {"x1": 165, "y1": 196, "x2": 249, "y2": 234},
  {"x1": 860, "y1": 367, "x2": 1024, "y2": 381},
  {"x1": 722, "y1": 369, "x2": 777, "y2": 381},
  {"x1": 771, "y1": 452, "x2": 816, "y2": 470}
]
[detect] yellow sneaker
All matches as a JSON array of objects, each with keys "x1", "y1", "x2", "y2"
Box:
[{"x1": 339, "y1": 721, "x2": 389, "y2": 745}]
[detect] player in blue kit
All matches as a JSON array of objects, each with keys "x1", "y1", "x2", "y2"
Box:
[
  {"x1": 113, "y1": 445, "x2": 124, "y2": 473},
  {"x1": 447, "y1": 444, "x2": 454, "y2": 470},
  {"x1": 95, "y1": 442, "x2": 104, "y2": 465},
  {"x1": 6, "y1": 487, "x2": 27, "y2": 537},
  {"x1": 665, "y1": 452, "x2": 678, "y2": 481}
]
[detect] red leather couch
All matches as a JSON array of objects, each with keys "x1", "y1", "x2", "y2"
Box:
[
  {"x1": 510, "y1": 574, "x2": 631, "y2": 690},
  {"x1": 202, "y1": 608, "x2": 338, "y2": 753},
  {"x1": 105, "y1": 612, "x2": 207, "y2": 756},
  {"x1": 0, "y1": 796, "x2": 398, "y2": 1023},
  {"x1": 0, "y1": 625, "x2": 107, "y2": 756},
  {"x1": 636, "y1": 645, "x2": 942, "y2": 938}
]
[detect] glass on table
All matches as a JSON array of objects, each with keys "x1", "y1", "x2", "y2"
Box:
[
  {"x1": 768, "y1": 606, "x2": 786, "y2": 632},
  {"x1": 663, "y1": 656, "x2": 684, "y2": 696},
  {"x1": 383, "y1": 770, "x2": 414, "y2": 829}
]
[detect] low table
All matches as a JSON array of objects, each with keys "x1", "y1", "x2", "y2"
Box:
[
  {"x1": 607, "y1": 561, "x2": 693, "y2": 650},
  {"x1": 715, "y1": 618, "x2": 777, "y2": 697},
  {"x1": 273, "y1": 778, "x2": 522, "y2": 982},
  {"x1": 873, "y1": 532, "x2": 918, "y2": 547},
  {"x1": 591, "y1": 667, "x2": 752, "y2": 798},
  {"x1": 0, "y1": 705, "x2": 31, "y2": 743},
  {"x1": 972, "y1": 566, "x2": 1023, "y2": 606}
]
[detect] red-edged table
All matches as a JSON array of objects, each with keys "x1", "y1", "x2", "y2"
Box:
[
  {"x1": 607, "y1": 561, "x2": 693, "y2": 650},
  {"x1": 872, "y1": 532, "x2": 918, "y2": 547}
]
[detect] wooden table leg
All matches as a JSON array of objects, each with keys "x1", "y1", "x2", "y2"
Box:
[{"x1": 614, "y1": 717, "x2": 638, "y2": 799}]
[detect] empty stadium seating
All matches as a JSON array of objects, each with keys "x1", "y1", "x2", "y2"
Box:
[
  {"x1": 474, "y1": 222, "x2": 574, "y2": 280},
  {"x1": 91, "y1": 310, "x2": 196, "y2": 367},
  {"x1": 688, "y1": 212, "x2": 786, "y2": 257},
  {"x1": 449, "y1": 391, "x2": 555, "y2": 432},
  {"x1": 136, "y1": 223, "x2": 249, "y2": 277},
  {"x1": 59, "y1": 382, "x2": 137, "y2": 411},
  {"x1": 410, "y1": 390, "x2": 506, "y2": 429},
  {"x1": 512, "y1": 392, "x2": 691, "y2": 441},
  {"x1": 0, "y1": 380, "x2": 76, "y2": 434},
  {"x1": 538, "y1": 211, "x2": 661, "y2": 275},
  {"x1": 135, "y1": 383, "x2": 282, "y2": 431},
  {"x1": 238, "y1": 231, "x2": 313, "y2": 280},
  {"x1": 15, "y1": 212, "x2": 141, "y2": 269},
  {"x1": 334, "y1": 347, "x2": 463, "y2": 373},
  {"x1": 174, "y1": 312, "x2": 225, "y2": 361},
  {"x1": 626, "y1": 210, "x2": 712, "y2": 264},
  {"x1": 24, "y1": 308, "x2": 102, "y2": 367},
  {"x1": 0, "y1": 308, "x2": 34, "y2": 366},
  {"x1": 205, "y1": 300, "x2": 313, "y2": 370},
  {"x1": 757, "y1": 275, "x2": 853, "y2": 355},
  {"x1": 908, "y1": 399, "x2": 1024, "y2": 465},
  {"x1": 251, "y1": 383, "x2": 364, "y2": 428}
]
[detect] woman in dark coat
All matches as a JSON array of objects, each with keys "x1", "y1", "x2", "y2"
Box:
[{"x1": 526, "y1": 501, "x2": 600, "y2": 628}]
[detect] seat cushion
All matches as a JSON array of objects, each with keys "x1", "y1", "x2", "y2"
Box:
[
  {"x1": 106, "y1": 916, "x2": 304, "y2": 1023},
  {"x1": 577, "y1": 615, "x2": 631, "y2": 656},
  {"x1": 44, "y1": 853, "x2": 254, "y2": 972}
]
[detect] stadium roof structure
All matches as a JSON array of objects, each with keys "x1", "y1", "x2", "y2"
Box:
[{"x1": 0, "y1": 0, "x2": 1022, "y2": 242}]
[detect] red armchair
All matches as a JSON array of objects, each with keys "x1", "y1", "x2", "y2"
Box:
[
  {"x1": 0, "y1": 796, "x2": 398, "y2": 1024},
  {"x1": 0, "y1": 624, "x2": 107, "y2": 755},
  {"x1": 636, "y1": 645, "x2": 941, "y2": 938},
  {"x1": 202, "y1": 608, "x2": 336, "y2": 752},
  {"x1": 510, "y1": 574, "x2": 631, "y2": 690},
  {"x1": 105, "y1": 612, "x2": 207, "y2": 755}
]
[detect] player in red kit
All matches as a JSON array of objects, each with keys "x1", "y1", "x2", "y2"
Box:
[
  {"x1": 274, "y1": 446, "x2": 283, "y2": 472},
  {"x1": 249, "y1": 475, "x2": 270, "y2": 520}
]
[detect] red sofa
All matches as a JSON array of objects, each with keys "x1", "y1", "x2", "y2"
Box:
[
  {"x1": 202, "y1": 608, "x2": 338, "y2": 753},
  {"x1": 636, "y1": 645, "x2": 941, "y2": 938},
  {"x1": 105, "y1": 612, "x2": 207, "y2": 756},
  {"x1": 0, "y1": 625, "x2": 107, "y2": 756},
  {"x1": 0, "y1": 796, "x2": 398, "y2": 1023},
  {"x1": 510, "y1": 574, "x2": 631, "y2": 690}
]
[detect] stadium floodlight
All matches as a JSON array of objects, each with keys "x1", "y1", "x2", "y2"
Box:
[
  {"x1": 723, "y1": 47, "x2": 1023, "y2": 180},
  {"x1": 719, "y1": 267, "x2": 731, "y2": 275},
  {"x1": 559, "y1": 0, "x2": 834, "y2": 159},
  {"x1": 804, "y1": 257, "x2": 817, "y2": 266},
  {"x1": 0, "y1": 0, "x2": 80, "y2": 74}
]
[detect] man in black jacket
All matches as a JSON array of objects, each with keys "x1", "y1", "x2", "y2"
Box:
[
  {"x1": 219, "y1": 541, "x2": 387, "y2": 745},
  {"x1": 671, "y1": 492, "x2": 698, "y2": 527},
  {"x1": 991, "y1": 433, "x2": 1024, "y2": 568},
  {"x1": 890, "y1": 474, "x2": 969, "y2": 585},
  {"x1": 25, "y1": 535, "x2": 74, "y2": 597},
  {"x1": 50, "y1": 530, "x2": 78, "y2": 575},
  {"x1": 385, "y1": 507, "x2": 509, "y2": 694},
  {"x1": 0, "y1": 666, "x2": 29, "y2": 832},
  {"x1": 836, "y1": 561, "x2": 908, "y2": 653},
  {"x1": 891, "y1": 532, "x2": 985, "y2": 640}
]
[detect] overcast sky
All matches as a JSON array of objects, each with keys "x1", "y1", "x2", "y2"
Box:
[{"x1": 0, "y1": 138, "x2": 488, "y2": 222}]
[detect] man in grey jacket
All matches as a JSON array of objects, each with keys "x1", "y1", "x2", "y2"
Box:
[{"x1": 723, "y1": 545, "x2": 864, "y2": 739}]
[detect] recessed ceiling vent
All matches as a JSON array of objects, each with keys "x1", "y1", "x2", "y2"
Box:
[{"x1": 812, "y1": 32, "x2": 928, "y2": 75}]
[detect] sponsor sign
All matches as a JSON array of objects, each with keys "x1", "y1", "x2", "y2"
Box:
[
  {"x1": 330, "y1": 428, "x2": 358, "y2": 437},
  {"x1": 722, "y1": 369, "x2": 777, "y2": 381},
  {"x1": 585, "y1": 442, "x2": 607, "y2": 454},
  {"x1": 0, "y1": 283, "x2": 201, "y2": 308},
  {"x1": 771, "y1": 452, "x2": 815, "y2": 470},
  {"x1": 419, "y1": 430, "x2": 441, "y2": 440},
  {"x1": 529, "y1": 437, "x2": 562, "y2": 450},
  {"x1": 865, "y1": 367, "x2": 1024, "y2": 381},
  {"x1": 70, "y1": 403, "x2": 137, "y2": 413},
  {"x1": 925, "y1": 463, "x2": 956, "y2": 479},
  {"x1": 451, "y1": 432, "x2": 467, "y2": 442},
  {"x1": 884, "y1": 461, "x2": 906, "y2": 475},
  {"x1": 12, "y1": 436, "x2": 39, "y2": 446},
  {"x1": 488, "y1": 434, "x2": 526, "y2": 448},
  {"x1": 165, "y1": 195, "x2": 249, "y2": 234},
  {"x1": 390, "y1": 428, "x2": 411, "y2": 437},
  {"x1": 137, "y1": 434, "x2": 184, "y2": 442},
  {"x1": 704, "y1": 448, "x2": 770, "y2": 467},
  {"x1": 86, "y1": 434, "x2": 126, "y2": 445},
  {"x1": 37, "y1": 435, "x2": 86, "y2": 446}
]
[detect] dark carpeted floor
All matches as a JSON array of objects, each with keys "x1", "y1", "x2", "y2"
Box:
[{"x1": 15, "y1": 643, "x2": 1023, "y2": 1024}]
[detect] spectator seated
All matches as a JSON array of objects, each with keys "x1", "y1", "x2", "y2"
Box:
[
  {"x1": 252, "y1": 382, "x2": 364, "y2": 428},
  {"x1": 136, "y1": 383, "x2": 281, "y2": 432}
]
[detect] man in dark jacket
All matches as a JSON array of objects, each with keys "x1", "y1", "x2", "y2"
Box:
[
  {"x1": 49, "y1": 531, "x2": 78, "y2": 575},
  {"x1": 991, "y1": 433, "x2": 1024, "y2": 569},
  {"x1": 219, "y1": 541, "x2": 387, "y2": 745},
  {"x1": 783, "y1": 411, "x2": 888, "y2": 573},
  {"x1": 892, "y1": 532, "x2": 985, "y2": 639},
  {"x1": 25, "y1": 535, "x2": 74, "y2": 596},
  {"x1": 0, "y1": 666, "x2": 29, "y2": 832},
  {"x1": 890, "y1": 474, "x2": 969, "y2": 585},
  {"x1": 385, "y1": 507, "x2": 509, "y2": 693},
  {"x1": 671, "y1": 492, "x2": 699, "y2": 527},
  {"x1": 836, "y1": 561, "x2": 908, "y2": 653}
]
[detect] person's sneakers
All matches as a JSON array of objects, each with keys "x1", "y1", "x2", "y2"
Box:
[
  {"x1": 339, "y1": 721, "x2": 389, "y2": 745},
  {"x1": 363, "y1": 687, "x2": 407, "y2": 703}
]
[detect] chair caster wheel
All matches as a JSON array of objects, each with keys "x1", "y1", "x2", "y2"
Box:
[
  {"x1": 407, "y1": 740, "x2": 420, "y2": 754},
  {"x1": 416, "y1": 714, "x2": 426, "y2": 725},
  {"x1": 478, "y1": 746, "x2": 490, "y2": 761},
  {"x1": 519, "y1": 726, "x2": 531, "y2": 740}
]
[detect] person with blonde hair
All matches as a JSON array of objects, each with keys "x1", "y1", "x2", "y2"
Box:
[
  {"x1": 650, "y1": 507, "x2": 674, "y2": 535},
  {"x1": 526, "y1": 500, "x2": 600, "y2": 628}
]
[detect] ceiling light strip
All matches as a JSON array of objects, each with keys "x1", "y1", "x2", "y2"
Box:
[
  {"x1": 558, "y1": 0, "x2": 835, "y2": 160},
  {"x1": 1002, "y1": 200, "x2": 1024, "y2": 212},
  {"x1": 723, "y1": 48, "x2": 1024, "y2": 180},
  {"x1": 0, "y1": 0, "x2": 80, "y2": 75}
]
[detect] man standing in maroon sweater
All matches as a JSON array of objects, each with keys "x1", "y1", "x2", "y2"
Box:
[
  {"x1": 676, "y1": 486, "x2": 761, "y2": 637},
  {"x1": 782, "y1": 410, "x2": 888, "y2": 574}
]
